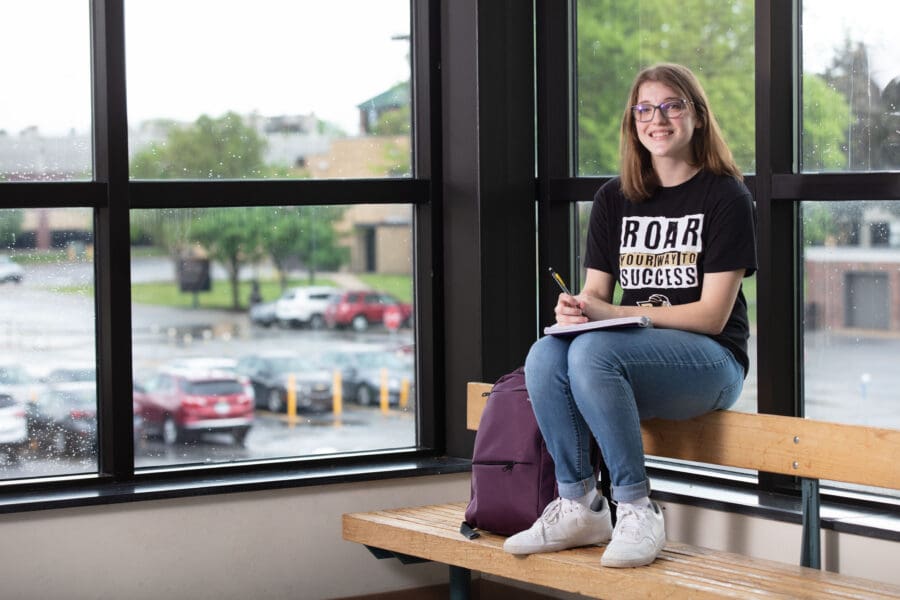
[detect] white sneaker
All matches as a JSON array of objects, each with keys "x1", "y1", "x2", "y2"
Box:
[
  {"x1": 600, "y1": 501, "x2": 666, "y2": 568},
  {"x1": 503, "y1": 496, "x2": 613, "y2": 555}
]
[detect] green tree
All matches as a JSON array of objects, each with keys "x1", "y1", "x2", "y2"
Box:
[
  {"x1": 130, "y1": 208, "x2": 203, "y2": 261},
  {"x1": 371, "y1": 104, "x2": 410, "y2": 136},
  {"x1": 131, "y1": 112, "x2": 269, "y2": 179},
  {"x1": 370, "y1": 89, "x2": 412, "y2": 177},
  {"x1": 821, "y1": 39, "x2": 886, "y2": 171},
  {"x1": 129, "y1": 112, "x2": 273, "y2": 268},
  {"x1": 262, "y1": 205, "x2": 350, "y2": 290},
  {"x1": 0, "y1": 209, "x2": 24, "y2": 249},
  {"x1": 128, "y1": 112, "x2": 353, "y2": 309},
  {"x1": 576, "y1": 0, "x2": 756, "y2": 175},
  {"x1": 575, "y1": 0, "x2": 855, "y2": 181},
  {"x1": 802, "y1": 73, "x2": 851, "y2": 172},
  {"x1": 190, "y1": 208, "x2": 267, "y2": 310}
]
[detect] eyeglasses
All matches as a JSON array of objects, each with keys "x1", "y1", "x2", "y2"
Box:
[{"x1": 631, "y1": 99, "x2": 691, "y2": 122}]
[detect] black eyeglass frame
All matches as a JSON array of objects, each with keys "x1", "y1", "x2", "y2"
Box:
[{"x1": 631, "y1": 98, "x2": 693, "y2": 122}]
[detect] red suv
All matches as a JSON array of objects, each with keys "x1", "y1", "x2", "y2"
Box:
[
  {"x1": 133, "y1": 368, "x2": 254, "y2": 447},
  {"x1": 324, "y1": 291, "x2": 412, "y2": 332}
]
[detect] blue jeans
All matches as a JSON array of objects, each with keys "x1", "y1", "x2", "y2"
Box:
[{"x1": 524, "y1": 328, "x2": 744, "y2": 503}]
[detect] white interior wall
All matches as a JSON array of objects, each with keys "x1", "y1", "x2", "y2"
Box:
[
  {"x1": 0, "y1": 474, "x2": 470, "y2": 600},
  {"x1": 0, "y1": 475, "x2": 896, "y2": 600}
]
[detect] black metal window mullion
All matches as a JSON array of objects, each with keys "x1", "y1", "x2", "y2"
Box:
[
  {"x1": 127, "y1": 179, "x2": 429, "y2": 209},
  {"x1": 411, "y1": 0, "x2": 441, "y2": 451},
  {"x1": 755, "y1": 0, "x2": 803, "y2": 495},
  {"x1": 536, "y1": 0, "x2": 577, "y2": 328},
  {"x1": 92, "y1": 0, "x2": 135, "y2": 481},
  {"x1": 755, "y1": 0, "x2": 800, "y2": 418}
]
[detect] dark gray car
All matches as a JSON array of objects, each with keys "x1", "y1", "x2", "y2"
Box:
[{"x1": 236, "y1": 352, "x2": 334, "y2": 413}]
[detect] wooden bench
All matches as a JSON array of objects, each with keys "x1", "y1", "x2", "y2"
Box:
[{"x1": 343, "y1": 381, "x2": 900, "y2": 599}]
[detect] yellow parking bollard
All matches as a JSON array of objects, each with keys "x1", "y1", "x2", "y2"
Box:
[
  {"x1": 287, "y1": 373, "x2": 297, "y2": 428},
  {"x1": 333, "y1": 369, "x2": 343, "y2": 427},
  {"x1": 399, "y1": 377, "x2": 409, "y2": 409},
  {"x1": 380, "y1": 367, "x2": 389, "y2": 414}
]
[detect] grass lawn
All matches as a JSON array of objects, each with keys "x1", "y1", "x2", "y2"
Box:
[{"x1": 47, "y1": 269, "x2": 749, "y2": 321}]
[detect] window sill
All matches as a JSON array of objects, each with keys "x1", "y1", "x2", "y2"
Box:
[
  {"x1": 2, "y1": 455, "x2": 896, "y2": 546},
  {"x1": 0, "y1": 455, "x2": 471, "y2": 515},
  {"x1": 649, "y1": 469, "x2": 900, "y2": 543}
]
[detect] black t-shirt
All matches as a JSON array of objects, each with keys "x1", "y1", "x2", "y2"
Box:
[{"x1": 584, "y1": 170, "x2": 758, "y2": 375}]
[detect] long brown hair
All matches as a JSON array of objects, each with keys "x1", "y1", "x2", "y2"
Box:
[{"x1": 619, "y1": 63, "x2": 742, "y2": 202}]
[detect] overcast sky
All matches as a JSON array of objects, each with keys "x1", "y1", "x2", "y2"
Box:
[
  {"x1": 1, "y1": 0, "x2": 410, "y2": 136},
  {"x1": 1, "y1": 1, "x2": 898, "y2": 137},
  {"x1": 802, "y1": 0, "x2": 900, "y2": 88}
]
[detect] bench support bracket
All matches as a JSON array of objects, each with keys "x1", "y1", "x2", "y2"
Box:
[
  {"x1": 800, "y1": 477, "x2": 821, "y2": 569},
  {"x1": 364, "y1": 545, "x2": 471, "y2": 598},
  {"x1": 449, "y1": 565, "x2": 471, "y2": 600}
]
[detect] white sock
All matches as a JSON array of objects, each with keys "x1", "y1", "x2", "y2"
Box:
[
  {"x1": 619, "y1": 495, "x2": 652, "y2": 509},
  {"x1": 572, "y1": 487, "x2": 599, "y2": 509}
]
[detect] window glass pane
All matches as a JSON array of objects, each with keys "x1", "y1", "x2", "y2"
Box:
[
  {"x1": 0, "y1": 208, "x2": 97, "y2": 480},
  {"x1": 802, "y1": 200, "x2": 900, "y2": 428},
  {"x1": 0, "y1": 2, "x2": 91, "y2": 181},
  {"x1": 576, "y1": 200, "x2": 757, "y2": 413},
  {"x1": 131, "y1": 205, "x2": 415, "y2": 469},
  {"x1": 801, "y1": 1, "x2": 900, "y2": 172},
  {"x1": 575, "y1": 0, "x2": 755, "y2": 176},
  {"x1": 126, "y1": 0, "x2": 412, "y2": 180},
  {"x1": 802, "y1": 200, "x2": 900, "y2": 499}
]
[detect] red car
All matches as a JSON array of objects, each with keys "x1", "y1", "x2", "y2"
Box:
[
  {"x1": 324, "y1": 291, "x2": 413, "y2": 332},
  {"x1": 133, "y1": 368, "x2": 254, "y2": 447}
]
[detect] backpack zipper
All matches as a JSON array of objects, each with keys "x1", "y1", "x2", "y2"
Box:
[{"x1": 474, "y1": 460, "x2": 531, "y2": 471}]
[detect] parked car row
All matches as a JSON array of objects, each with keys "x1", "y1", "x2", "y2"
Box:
[
  {"x1": 323, "y1": 350, "x2": 415, "y2": 407},
  {"x1": 235, "y1": 351, "x2": 332, "y2": 413},
  {"x1": 0, "y1": 345, "x2": 415, "y2": 459},
  {"x1": 249, "y1": 286, "x2": 413, "y2": 332}
]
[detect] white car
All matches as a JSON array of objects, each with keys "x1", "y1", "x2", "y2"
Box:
[
  {"x1": 165, "y1": 356, "x2": 239, "y2": 374},
  {"x1": 0, "y1": 256, "x2": 23, "y2": 284},
  {"x1": 0, "y1": 392, "x2": 28, "y2": 463},
  {"x1": 274, "y1": 286, "x2": 339, "y2": 329},
  {"x1": 249, "y1": 300, "x2": 278, "y2": 327}
]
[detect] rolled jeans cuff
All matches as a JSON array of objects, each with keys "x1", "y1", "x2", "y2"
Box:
[
  {"x1": 557, "y1": 476, "x2": 597, "y2": 501},
  {"x1": 612, "y1": 479, "x2": 652, "y2": 503}
]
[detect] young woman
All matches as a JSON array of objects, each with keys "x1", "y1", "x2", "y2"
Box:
[{"x1": 503, "y1": 63, "x2": 757, "y2": 568}]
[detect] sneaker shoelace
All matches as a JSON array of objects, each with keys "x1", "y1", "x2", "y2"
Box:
[
  {"x1": 613, "y1": 503, "x2": 651, "y2": 542},
  {"x1": 535, "y1": 498, "x2": 576, "y2": 535}
]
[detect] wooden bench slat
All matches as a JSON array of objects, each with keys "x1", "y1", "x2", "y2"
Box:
[
  {"x1": 467, "y1": 382, "x2": 900, "y2": 488},
  {"x1": 343, "y1": 503, "x2": 900, "y2": 600},
  {"x1": 344, "y1": 385, "x2": 900, "y2": 599}
]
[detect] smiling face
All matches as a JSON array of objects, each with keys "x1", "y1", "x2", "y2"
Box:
[{"x1": 634, "y1": 80, "x2": 699, "y2": 167}]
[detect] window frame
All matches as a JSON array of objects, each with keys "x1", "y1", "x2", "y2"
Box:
[
  {"x1": 3, "y1": 0, "x2": 898, "y2": 523},
  {"x1": 0, "y1": 0, "x2": 450, "y2": 505}
]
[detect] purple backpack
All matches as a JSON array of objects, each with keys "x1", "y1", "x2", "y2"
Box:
[{"x1": 463, "y1": 367, "x2": 557, "y2": 536}]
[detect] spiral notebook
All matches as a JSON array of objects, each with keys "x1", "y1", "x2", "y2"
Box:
[{"x1": 543, "y1": 315, "x2": 652, "y2": 337}]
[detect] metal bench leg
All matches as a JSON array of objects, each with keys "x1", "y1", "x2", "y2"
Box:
[
  {"x1": 800, "y1": 477, "x2": 821, "y2": 569},
  {"x1": 449, "y1": 565, "x2": 471, "y2": 600}
]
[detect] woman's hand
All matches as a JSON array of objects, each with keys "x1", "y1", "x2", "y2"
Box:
[{"x1": 554, "y1": 292, "x2": 588, "y2": 325}]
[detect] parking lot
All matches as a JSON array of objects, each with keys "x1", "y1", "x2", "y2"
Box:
[
  {"x1": 3, "y1": 257, "x2": 899, "y2": 482},
  {"x1": 0, "y1": 258, "x2": 417, "y2": 478}
]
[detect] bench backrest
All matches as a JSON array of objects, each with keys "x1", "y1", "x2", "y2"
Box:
[{"x1": 467, "y1": 382, "x2": 900, "y2": 490}]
